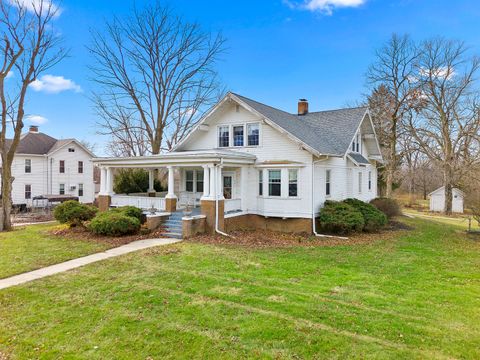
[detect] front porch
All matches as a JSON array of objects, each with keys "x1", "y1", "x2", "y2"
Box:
[{"x1": 93, "y1": 150, "x2": 256, "y2": 233}]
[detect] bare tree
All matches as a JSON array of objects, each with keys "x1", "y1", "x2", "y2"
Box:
[
  {"x1": 408, "y1": 38, "x2": 480, "y2": 214},
  {"x1": 0, "y1": 0, "x2": 66, "y2": 230},
  {"x1": 366, "y1": 34, "x2": 419, "y2": 198},
  {"x1": 89, "y1": 2, "x2": 225, "y2": 156}
]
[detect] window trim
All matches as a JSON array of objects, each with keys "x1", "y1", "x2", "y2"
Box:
[
  {"x1": 78, "y1": 161, "x2": 83, "y2": 174},
  {"x1": 368, "y1": 171, "x2": 372, "y2": 191},
  {"x1": 25, "y1": 159, "x2": 31, "y2": 173},
  {"x1": 217, "y1": 122, "x2": 261, "y2": 148},
  {"x1": 247, "y1": 122, "x2": 260, "y2": 146},
  {"x1": 59, "y1": 160, "x2": 65, "y2": 174},
  {"x1": 196, "y1": 170, "x2": 204, "y2": 193},
  {"x1": 78, "y1": 183, "x2": 84, "y2": 197},
  {"x1": 59, "y1": 183, "x2": 65, "y2": 195},
  {"x1": 258, "y1": 169, "x2": 263, "y2": 196},
  {"x1": 185, "y1": 170, "x2": 194, "y2": 192}
]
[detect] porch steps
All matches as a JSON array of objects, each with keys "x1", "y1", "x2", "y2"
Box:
[{"x1": 159, "y1": 211, "x2": 184, "y2": 239}]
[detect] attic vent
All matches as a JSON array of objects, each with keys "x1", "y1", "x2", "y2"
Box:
[
  {"x1": 68, "y1": 148, "x2": 75, "y2": 152},
  {"x1": 235, "y1": 104, "x2": 240, "y2": 113}
]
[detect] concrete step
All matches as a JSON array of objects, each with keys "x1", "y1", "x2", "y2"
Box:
[{"x1": 160, "y1": 232, "x2": 182, "y2": 239}]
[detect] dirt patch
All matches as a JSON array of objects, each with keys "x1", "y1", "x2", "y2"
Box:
[
  {"x1": 12, "y1": 212, "x2": 54, "y2": 224},
  {"x1": 48, "y1": 225, "x2": 167, "y2": 247},
  {"x1": 188, "y1": 221, "x2": 410, "y2": 249}
]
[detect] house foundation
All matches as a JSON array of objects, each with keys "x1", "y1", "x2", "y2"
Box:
[
  {"x1": 201, "y1": 199, "x2": 224, "y2": 234},
  {"x1": 224, "y1": 214, "x2": 312, "y2": 234}
]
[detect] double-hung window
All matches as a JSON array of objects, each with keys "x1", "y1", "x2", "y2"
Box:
[
  {"x1": 288, "y1": 169, "x2": 298, "y2": 197},
  {"x1": 25, "y1": 184, "x2": 31, "y2": 199},
  {"x1": 326, "y1": 169, "x2": 331, "y2": 196},
  {"x1": 78, "y1": 183, "x2": 84, "y2": 197},
  {"x1": 59, "y1": 183, "x2": 65, "y2": 195},
  {"x1": 247, "y1": 123, "x2": 260, "y2": 146},
  {"x1": 59, "y1": 160, "x2": 65, "y2": 173},
  {"x1": 185, "y1": 170, "x2": 194, "y2": 192},
  {"x1": 233, "y1": 125, "x2": 244, "y2": 146},
  {"x1": 258, "y1": 170, "x2": 263, "y2": 196},
  {"x1": 196, "y1": 171, "x2": 204, "y2": 193},
  {"x1": 358, "y1": 172, "x2": 362, "y2": 193},
  {"x1": 368, "y1": 171, "x2": 372, "y2": 191},
  {"x1": 268, "y1": 170, "x2": 281, "y2": 197},
  {"x1": 78, "y1": 161, "x2": 83, "y2": 174},
  {"x1": 218, "y1": 126, "x2": 229, "y2": 147},
  {"x1": 25, "y1": 159, "x2": 31, "y2": 173}
]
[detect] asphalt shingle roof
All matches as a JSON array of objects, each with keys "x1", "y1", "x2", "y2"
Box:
[
  {"x1": 347, "y1": 152, "x2": 370, "y2": 165},
  {"x1": 5, "y1": 133, "x2": 78, "y2": 155},
  {"x1": 231, "y1": 93, "x2": 368, "y2": 156}
]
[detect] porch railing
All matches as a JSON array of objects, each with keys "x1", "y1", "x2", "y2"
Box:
[
  {"x1": 110, "y1": 195, "x2": 166, "y2": 211},
  {"x1": 224, "y1": 198, "x2": 242, "y2": 214}
]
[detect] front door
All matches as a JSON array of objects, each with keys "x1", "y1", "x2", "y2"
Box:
[{"x1": 223, "y1": 175, "x2": 233, "y2": 199}]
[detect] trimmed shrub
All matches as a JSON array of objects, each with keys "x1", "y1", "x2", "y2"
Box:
[
  {"x1": 343, "y1": 198, "x2": 387, "y2": 232},
  {"x1": 370, "y1": 197, "x2": 402, "y2": 219},
  {"x1": 318, "y1": 200, "x2": 365, "y2": 235},
  {"x1": 88, "y1": 211, "x2": 141, "y2": 236},
  {"x1": 53, "y1": 200, "x2": 98, "y2": 227},
  {"x1": 111, "y1": 206, "x2": 145, "y2": 224},
  {"x1": 113, "y1": 168, "x2": 164, "y2": 194}
]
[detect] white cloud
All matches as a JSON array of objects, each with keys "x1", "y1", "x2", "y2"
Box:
[
  {"x1": 8, "y1": 0, "x2": 61, "y2": 16},
  {"x1": 419, "y1": 66, "x2": 455, "y2": 80},
  {"x1": 25, "y1": 115, "x2": 48, "y2": 125},
  {"x1": 286, "y1": 0, "x2": 366, "y2": 15},
  {"x1": 30, "y1": 75, "x2": 81, "y2": 94}
]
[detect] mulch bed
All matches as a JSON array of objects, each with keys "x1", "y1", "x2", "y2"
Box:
[
  {"x1": 48, "y1": 226, "x2": 167, "y2": 247},
  {"x1": 188, "y1": 220, "x2": 413, "y2": 249},
  {"x1": 12, "y1": 212, "x2": 54, "y2": 224}
]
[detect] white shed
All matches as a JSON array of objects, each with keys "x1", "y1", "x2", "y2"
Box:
[{"x1": 429, "y1": 186, "x2": 464, "y2": 213}]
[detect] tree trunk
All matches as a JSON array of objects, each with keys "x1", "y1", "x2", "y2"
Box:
[
  {"x1": 443, "y1": 163, "x2": 453, "y2": 215},
  {"x1": 1, "y1": 163, "x2": 13, "y2": 231},
  {"x1": 385, "y1": 167, "x2": 394, "y2": 198}
]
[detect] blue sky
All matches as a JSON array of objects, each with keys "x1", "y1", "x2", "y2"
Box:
[{"x1": 14, "y1": 0, "x2": 480, "y2": 155}]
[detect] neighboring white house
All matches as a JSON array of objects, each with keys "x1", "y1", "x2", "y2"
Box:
[
  {"x1": 94, "y1": 92, "x2": 383, "y2": 234},
  {"x1": 429, "y1": 186, "x2": 464, "y2": 213},
  {"x1": 1, "y1": 125, "x2": 96, "y2": 207}
]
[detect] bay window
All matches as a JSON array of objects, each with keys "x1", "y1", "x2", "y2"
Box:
[
  {"x1": 268, "y1": 170, "x2": 281, "y2": 197},
  {"x1": 288, "y1": 169, "x2": 298, "y2": 197}
]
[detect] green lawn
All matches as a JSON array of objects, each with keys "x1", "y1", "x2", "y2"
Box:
[
  {"x1": 403, "y1": 209, "x2": 474, "y2": 230},
  {"x1": 1, "y1": 218, "x2": 479, "y2": 359},
  {"x1": 0, "y1": 224, "x2": 109, "y2": 279}
]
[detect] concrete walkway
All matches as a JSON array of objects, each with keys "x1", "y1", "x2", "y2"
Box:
[{"x1": 0, "y1": 238, "x2": 180, "y2": 290}]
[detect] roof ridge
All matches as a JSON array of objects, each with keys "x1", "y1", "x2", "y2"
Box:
[
  {"x1": 230, "y1": 92, "x2": 298, "y2": 118},
  {"x1": 306, "y1": 106, "x2": 368, "y2": 115}
]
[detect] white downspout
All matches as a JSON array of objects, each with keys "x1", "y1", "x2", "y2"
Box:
[
  {"x1": 312, "y1": 157, "x2": 348, "y2": 239},
  {"x1": 214, "y1": 158, "x2": 233, "y2": 237}
]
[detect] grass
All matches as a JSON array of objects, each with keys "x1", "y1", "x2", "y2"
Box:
[
  {"x1": 0, "y1": 218, "x2": 479, "y2": 359},
  {"x1": 403, "y1": 208, "x2": 474, "y2": 230},
  {"x1": 0, "y1": 223, "x2": 109, "y2": 279}
]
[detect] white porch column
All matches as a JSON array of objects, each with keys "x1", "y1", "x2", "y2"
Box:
[
  {"x1": 148, "y1": 169, "x2": 155, "y2": 192},
  {"x1": 106, "y1": 167, "x2": 114, "y2": 195},
  {"x1": 217, "y1": 165, "x2": 224, "y2": 200},
  {"x1": 209, "y1": 165, "x2": 216, "y2": 199},
  {"x1": 240, "y1": 166, "x2": 248, "y2": 211},
  {"x1": 202, "y1": 164, "x2": 210, "y2": 199},
  {"x1": 166, "y1": 166, "x2": 177, "y2": 199},
  {"x1": 99, "y1": 167, "x2": 107, "y2": 195}
]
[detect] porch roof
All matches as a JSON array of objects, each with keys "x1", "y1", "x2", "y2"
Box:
[{"x1": 92, "y1": 149, "x2": 257, "y2": 168}]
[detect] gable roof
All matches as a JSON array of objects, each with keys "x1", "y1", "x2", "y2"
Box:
[
  {"x1": 176, "y1": 92, "x2": 378, "y2": 158},
  {"x1": 347, "y1": 152, "x2": 371, "y2": 166},
  {"x1": 5, "y1": 132, "x2": 95, "y2": 157},
  {"x1": 428, "y1": 186, "x2": 465, "y2": 197},
  {"x1": 231, "y1": 93, "x2": 368, "y2": 157}
]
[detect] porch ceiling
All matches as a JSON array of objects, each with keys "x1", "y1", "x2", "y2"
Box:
[{"x1": 93, "y1": 149, "x2": 257, "y2": 168}]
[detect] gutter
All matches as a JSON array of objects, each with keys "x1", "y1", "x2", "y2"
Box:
[{"x1": 311, "y1": 157, "x2": 348, "y2": 239}]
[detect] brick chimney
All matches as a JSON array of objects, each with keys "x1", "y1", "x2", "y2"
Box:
[
  {"x1": 29, "y1": 125, "x2": 39, "y2": 133},
  {"x1": 298, "y1": 99, "x2": 308, "y2": 115}
]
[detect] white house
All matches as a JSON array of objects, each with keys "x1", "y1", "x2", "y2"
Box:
[
  {"x1": 1, "y1": 125, "x2": 96, "y2": 207},
  {"x1": 429, "y1": 186, "x2": 464, "y2": 213},
  {"x1": 94, "y1": 92, "x2": 383, "y2": 235}
]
